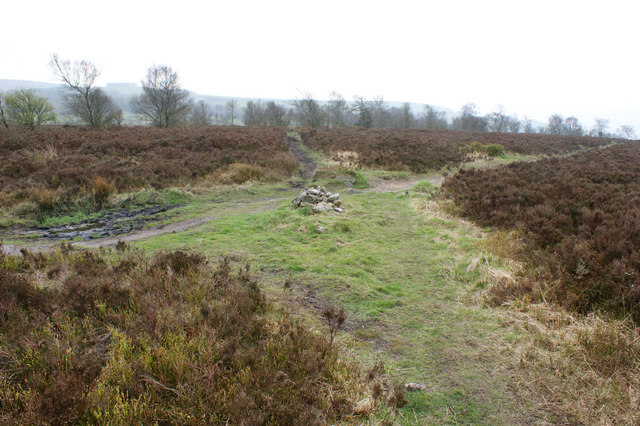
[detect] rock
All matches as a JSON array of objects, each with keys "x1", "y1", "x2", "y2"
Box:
[
  {"x1": 347, "y1": 188, "x2": 361, "y2": 193},
  {"x1": 353, "y1": 397, "x2": 375, "y2": 415},
  {"x1": 313, "y1": 202, "x2": 333, "y2": 213},
  {"x1": 300, "y1": 194, "x2": 319, "y2": 204},
  {"x1": 315, "y1": 225, "x2": 325, "y2": 234},
  {"x1": 404, "y1": 383, "x2": 428, "y2": 392},
  {"x1": 292, "y1": 186, "x2": 345, "y2": 213},
  {"x1": 336, "y1": 175, "x2": 356, "y2": 186}
]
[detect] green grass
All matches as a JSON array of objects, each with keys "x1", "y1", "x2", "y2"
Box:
[{"x1": 135, "y1": 188, "x2": 530, "y2": 423}]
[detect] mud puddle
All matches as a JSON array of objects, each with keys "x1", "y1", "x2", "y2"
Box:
[{"x1": 19, "y1": 205, "x2": 183, "y2": 241}]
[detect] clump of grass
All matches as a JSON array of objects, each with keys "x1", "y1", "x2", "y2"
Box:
[
  {"x1": 476, "y1": 232, "x2": 640, "y2": 424},
  {"x1": 467, "y1": 142, "x2": 506, "y2": 157},
  {"x1": 91, "y1": 176, "x2": 115, "y2": 210},
  {"x1": 352, "y1": 170, "x2": 370, "y2": 189},
  {"x1": 411, "y1": 180, "x2": 436, "y2": 194},
  {"x1": 30, "y1": 187, "x2": 60, "y2": 223},
  {"x1": 0, "y1": 246, "x2": 384, "y2": 424}
]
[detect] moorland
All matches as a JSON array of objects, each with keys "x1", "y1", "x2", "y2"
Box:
[{"x1": 1, "y1": 126, "x2": 639, "y2": 424}]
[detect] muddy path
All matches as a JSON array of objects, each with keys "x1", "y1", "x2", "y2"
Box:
[
  {"x1": 287, "y1": 135, "x2": 317, "y2": 181},
  {"x1": 1, "y1": 197, "x2": 288, "y2": 256}
]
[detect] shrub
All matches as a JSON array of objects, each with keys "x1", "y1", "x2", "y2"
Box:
[
  {"x1": 0, "y1": 247, "x2": 376, "y2": 423},
  {"x1": 443, "y1": 143, "x2": 640, "y2": 321},
  {"x1": 3, "y1": 89, "x2": 56, "y2": 129},
  {"x1": 91, "y1": 176, "x2": 115, "y2": 210}
]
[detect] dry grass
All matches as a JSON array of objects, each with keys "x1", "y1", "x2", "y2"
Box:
[
  {"x1": 420, "y1": 197, "x2": 640, "y2": 423},
  {"x1": 504, "y1": 302, "x2": 640, "y2": 424},
  {"x1": 476, "y1": 232, "x2": 640, "y2": 424}
]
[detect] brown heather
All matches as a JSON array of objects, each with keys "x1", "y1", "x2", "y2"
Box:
[
  {"x1": 0, "y1": 244, "x2": 385, "y2": 424},
  {"x1": 299, "y1": 127, "x2": 618, "y2": 173},
  {"x1": 443, "y1": 142, "x2": 640, "y2": 321},
  {"x1": 0, "y1": 126, "x2": 295, "y2": 210}
]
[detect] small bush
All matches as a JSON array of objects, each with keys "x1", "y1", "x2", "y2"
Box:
[
  {"x1": 467, "y1": 142, "x2": 505, "y2": 157},
  {"x1": 31, "y1": 188, "x2": 59, "y2": 222},
  {"x1": 91, "y1": 176, "x2": 115, "y2": 210},
  {"x1": 412, "y1": 180, "x2": 436, "y2": 194},
  {"x1": 0, "y1": 248, "x2": 374, "y2": 423}
]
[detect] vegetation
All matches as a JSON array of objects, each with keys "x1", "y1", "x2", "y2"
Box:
[
  {"x1": 0, "y1": 126, "x2": 295, "y2": 221},
  {"x1": 132, "y1": 65, "x2": 192, "y2": 128},
  {"x1": 50, "y1": 54, "x2": 122, "y2": 129},
  {"x1": 0, "y1": 243, "x2": 407, "y2": 423},
  {"x1": 299, "y1": 128, "x2": 619, "y2": 173},
  {"x1": 1, "y1": 89, "x2": 56, "y2": 129},
  {"x1": 443, "y1": 142, "x2": 640, "y2": 321},
  {"x1": 2, "y1": 123, "x2": 639, "y2": 423}
]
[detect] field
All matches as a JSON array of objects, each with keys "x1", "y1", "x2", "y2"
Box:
[
  {"x1": 1, "y1": 126, "x2": 638, "y2": 424},
  {"x1": 299, "y1": 128, "x2": 618, "y2": 172}
]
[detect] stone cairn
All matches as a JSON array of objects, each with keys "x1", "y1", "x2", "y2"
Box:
[{"x1": 292, "y1": 186, "x2": 345, "y2": 213}]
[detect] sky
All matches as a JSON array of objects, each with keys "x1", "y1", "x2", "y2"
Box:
[{"x1": 2, "y1": 0, "x2": 638, "y2": 132}]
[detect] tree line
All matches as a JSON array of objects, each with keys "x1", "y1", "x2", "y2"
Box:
[{"x1": 0, "y1": 55, "x2": 635, "y2": 140}]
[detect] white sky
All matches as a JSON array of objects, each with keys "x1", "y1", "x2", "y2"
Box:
[{"x1": 2, "y1": 0, "x2": 638, "y2": 131}]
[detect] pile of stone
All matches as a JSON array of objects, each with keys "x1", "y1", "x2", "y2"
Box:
[{"x1": 292, "y1": 186, "x2": 345, "y2": 213}]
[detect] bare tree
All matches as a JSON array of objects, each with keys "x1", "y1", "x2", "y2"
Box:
[
  {"x1": 50, "y1": 54, "x2": 121, "y2": 128},
  {"x1": 324, "y1": 91, "x2": 348, "y2": 127},
  {"x1": 546, "y1": 114, "x2": 564, "y2": 134},
  {"x1": 3, "y1": 89, "x2": 57, "y2": 129},
  {"x1": 225, "y1": 99, "x2": 238, "y2": 125},
  {"x1": 264, "y1": 101, "x2": 290, "y2": 126},
  {"x1": 243, "y1": 101, "x2": 264, "y2": 126},
  {"x1": 457, "y1": 103, "x2": 486, "y2": 132},
  {"x1": 507, "y1": 115, "x2": 521, "y2": 133},
  {"x1": 132, "y1": 65, "x2": 192, "y2": 127},
  {"x1": 486, "y1": 105, "x2": 509, "y2": 132},
  {"x1": 399, "y1": 102, "x2": 414, "y2": 128},
  {"x1": 591, "y1": 118, "x2": 610, "y2": 137},
  {"x1": 292, "y1": 92, "x2": 324, "y2": 128},
  {"x1": 616, "y1": 125, "x2": 635, "y2": 139},
  {"x1": 352, "y1": 96, "x2": 372, "y2": 128},
  {"x1": 190, "y1": 100, "x2": 212, "y2": 126},
  {"x1": 422, "y1": 105, "x2": 448, "y2": 129},
  {"x1": 370, "y1": 96, "x2": 388, "y2": 128},
  {"x1": 563, "y1": 116, "x2": 583, "y2": 136},
  {"x1": 522, "y1": 117, "x2": 534, "y2": 133},
  {"x1": 0, "y1": 92, "x2": 8, "y2": 128}
]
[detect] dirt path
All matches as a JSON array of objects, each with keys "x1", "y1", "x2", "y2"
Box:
[
  {"x1": 365, "y1": 174, "x2": 444, "y2": 192},
  {"x1": 287, "y1": 135, "x2": 317, "y2": 181}
]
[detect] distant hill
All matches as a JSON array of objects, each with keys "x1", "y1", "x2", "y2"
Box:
[{"x1": 0, "y1": 79, "x2": 459, "y2": 126}]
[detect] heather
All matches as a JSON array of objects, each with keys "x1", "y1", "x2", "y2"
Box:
[
  {"x1": 443, "y1": 142, "x2": 640, "y2": 320},
  {"x1": 0, "y1": 244, "x2": 400, "y2": 424},
  {"x1": 299, "y1": 127, "x2": 617, "y2": 173}
]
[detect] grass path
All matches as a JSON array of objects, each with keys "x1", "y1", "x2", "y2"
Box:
[{"x1": 134, "y1": 185, "x2": 543, "y2": 423}]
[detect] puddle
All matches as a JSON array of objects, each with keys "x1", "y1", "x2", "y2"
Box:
[{"x1": 25, "y1": 205, "x2": 183, "y2": 241}]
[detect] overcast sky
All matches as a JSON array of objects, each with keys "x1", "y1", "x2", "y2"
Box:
[{"x1": 2, "y1": 0, "x2": 638, "y2": 131}]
